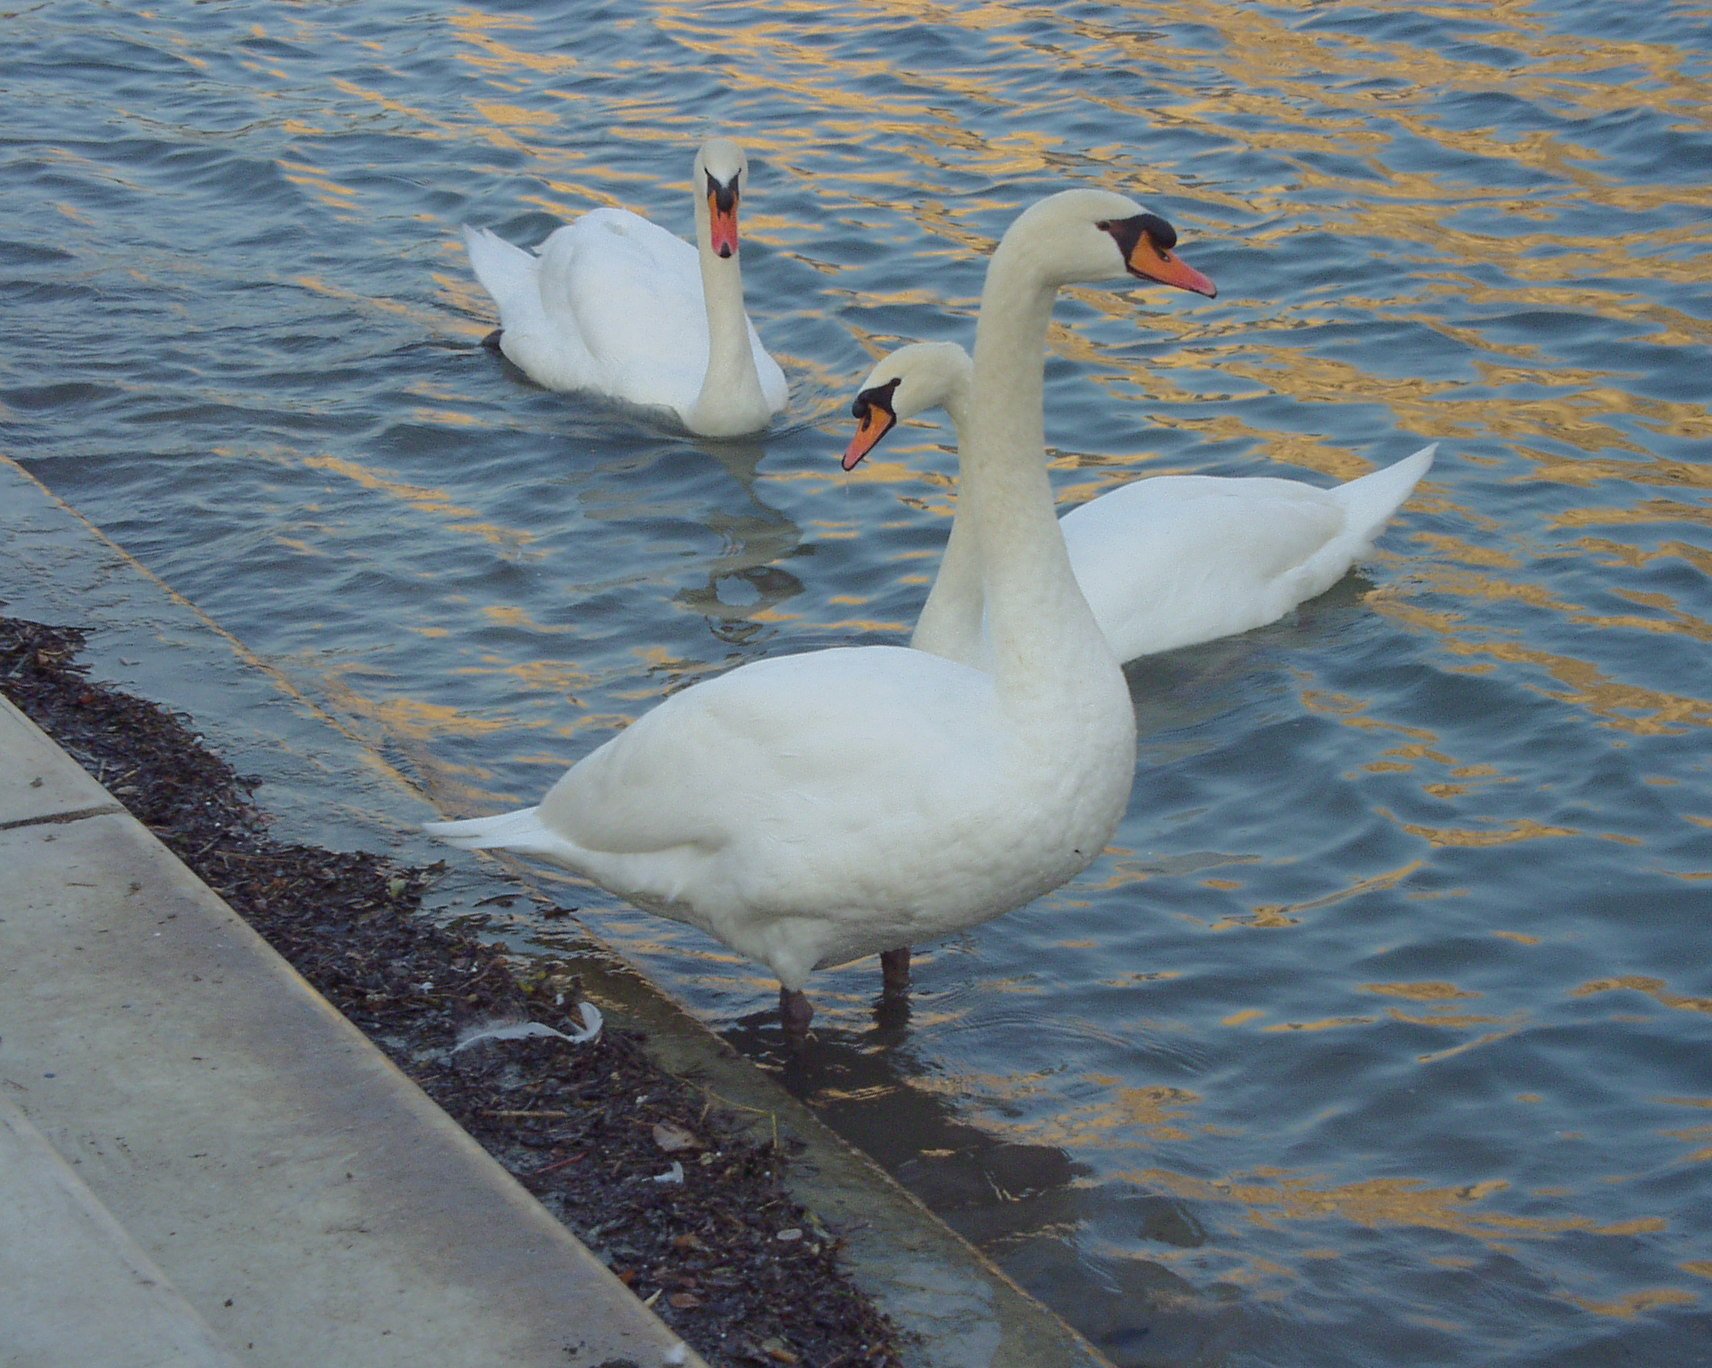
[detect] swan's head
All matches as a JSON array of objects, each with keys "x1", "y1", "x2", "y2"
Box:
[
  {"x1": 842, "y1": 342, "x2": 973, "y2": 471},
  {"x1": 693, "y1": 137, "x2": 749, "y2": 259},
  {"x1": 1002, "y1": 188, "x2": 1216, "y2": 297}
]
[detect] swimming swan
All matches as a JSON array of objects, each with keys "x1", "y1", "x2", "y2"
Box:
[
  {"x1": 462, "y1": 137, "x2": 787, "y2": 436},
  {"x1": 844, "y1": 342, "x2": 1434, "y2": 666},
  {"x1": 427, "y1": 190, "x2": 1217, "y2": 1035}
]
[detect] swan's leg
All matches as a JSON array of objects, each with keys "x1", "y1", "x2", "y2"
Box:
[
  {"x1": 880, "y1": 947, "x2": 911, "y2": 993},
  {"x1": 481, "y1": 328, "x2": 505, "y2": 352},
  {"x1": 779, "y1": 985, "x2": 815, "y2": 1037}
]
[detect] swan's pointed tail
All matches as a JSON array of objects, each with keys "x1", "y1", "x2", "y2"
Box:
[
  {"x1": 1334, "y1": 443, "x2": 1436, "y2": 545},
  {"x1": 424, "y1": 805, "x2": 553, "y2": 854},
  {"x1": 461, "y1": 225, "x2": 539, "y2": 323}
]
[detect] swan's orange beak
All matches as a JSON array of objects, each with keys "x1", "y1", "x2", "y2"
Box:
[
  {"x1": 707, "y1": 178, "x2": 740, "y2": 259},
  {"x1": 1127, "y1": 231, "x2": 1216, "y2": 298},
  {"x1": 842, "y1": 390, "x2": 899, "y2": 471}
]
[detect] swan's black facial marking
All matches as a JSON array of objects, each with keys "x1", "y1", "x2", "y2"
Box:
[
  {"x1": 1098, "y1": 212, "x2": 1217, "y2": 296},
  {"x1": 706, "y1": 169, "x2": 741, "y2": 213},
  {"x1": 850, "y1": 376, "x2": 902, "y2": 423},
  {"x1": 843, "y1": 377, "x2": 903, "y2": 470},
  {"x1": 1137, "y1": 212, "x2": 1176, "y2": 250},
  {"x1": 1098, "y1": 212, "x2": 1178, "y2": 273},
  {"x1": 705, "y1": 169, "x2": 742, "y2": 258}
]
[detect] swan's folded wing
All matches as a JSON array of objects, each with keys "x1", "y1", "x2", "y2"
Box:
[
  {"x1": 534, "y1": 645, "x2": 996, "y2": 858},
  {"x1": 538, "y1": 208, "x2": 714, "y2": 410},
  {"x1": 1072, "y1": 473, "x2": 1344, "y2": 574},
  {"x1": 1065, "y1": 476, "x2": 1350, "y2": 656}
]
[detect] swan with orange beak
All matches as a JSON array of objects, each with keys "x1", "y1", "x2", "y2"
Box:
[{"x1": 462, "y1": 137, "x2": 786, "y2": 436}]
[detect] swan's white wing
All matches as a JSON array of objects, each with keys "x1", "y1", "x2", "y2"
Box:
[
  {"x1": 531, "y1": 208, "x2": 713, "y2": 413},
  {"x1": 1064, "y1": 476, "x2": 1351, "y2": 658},
  {"x1": 538, "y1": 645, "x2": 999, "y2": 860}
]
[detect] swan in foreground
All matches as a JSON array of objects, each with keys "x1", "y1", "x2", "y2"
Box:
[
  {"x1": 462, "y1": 137, "x2": 787, "y2": 436},
  {"x1": 844, "y1": 342, "x2": 1434, "y2": 665},
  {"x1": 427, "y1": 190, "x2": 1217, "y2": 1035}
]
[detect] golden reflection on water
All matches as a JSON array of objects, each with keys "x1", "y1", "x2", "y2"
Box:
[
  {"x1": 450, "y1": 10, "x2": 579, "y2": 80},
  {"x1": 1368, "y1": 583, "x2": 1712, "y2": 736},
  {"x1": 912, "y1": 1072, "x2": 1205, "y2": 1150},
  {"x1": 292, "y1": 273, "x2": 446, "y2": 329},
  {"x1": 1397, "y1": 816, "x2": 1578, "y2": 848},
  {"x1": 320, "y1": 670, "x2": 516, "y2": 747},
  {"x1": 328, "y1": 76, "x2": 446, "y2": 138},
  {"x1": 1575, "y1": 977, "x2": 1712, "y2": 1017},
  {"x1": 302, "y1": 453, "x2": 538, "y2": 553},
  {"x1": 277, "y1": 159, "x2": 360, "y2": 215},
  {"x1": 1208, "y1": 858, "x2": 1429, "y2": 932},
  {"x1": 1128, "y1": 1165, "x2": 1676, "y2": 1256},
  {"x1": 1569, "y1": 1288, "x2": 1698, "y2": 1319},
  {"x1": 1361, "y1": 981, "x2": 1479, "y2": 1001}
]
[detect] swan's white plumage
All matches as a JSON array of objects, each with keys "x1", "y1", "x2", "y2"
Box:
[
  {"x1": 431, "y1": 645, "x2": 1084, "y2": 987},
  {"x1": 853, "y1": 342, "x2": 1434, "y2": 666},
  {"x1": 427, "y1": 190, "x2": 1197, "y2": 1011},
  {"x1": 1063, "y1": 450, "x2": 1435, "y2": 659},
  {"x1": 462, "y1": 139, "x2": 786, "y2": 436}
]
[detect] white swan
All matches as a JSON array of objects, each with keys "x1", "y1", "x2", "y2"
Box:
[
  {"x1": 426, "y1": 190, "x2": 1217, "y2": 1034},
  {"x1": 844, "y1": 342, "x2": 1435, "y2": 666},
  {"x1": 462, "y1": 137, "x2": 788, "y2": 437}
]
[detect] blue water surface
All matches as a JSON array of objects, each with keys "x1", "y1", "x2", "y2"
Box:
[{"x1": 3, "y1": 1, "x2": 1709, "y2": 1363}]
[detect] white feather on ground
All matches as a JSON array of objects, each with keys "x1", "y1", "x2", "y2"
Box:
[{"x1": 449, "y1": 1002, "x2": 603, "y2": 1054}]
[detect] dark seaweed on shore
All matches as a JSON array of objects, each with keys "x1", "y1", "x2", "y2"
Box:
[{"x1": 0, "y1": 616, "x2": 906, "y2": 1368}]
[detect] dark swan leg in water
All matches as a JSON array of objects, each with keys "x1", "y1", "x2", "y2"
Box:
[
  {"x1": 481, "y1": 328, "x2": 505, "y2": 352},
  {"x1": 779, "y1": 986, "x2": 814, "y2": 1038},
  {"x1": 881, "y1": 946, "x2": 911, "y2": 993}
]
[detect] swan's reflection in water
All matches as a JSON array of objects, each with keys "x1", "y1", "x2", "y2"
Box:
[
  {"x1": 723, "y1": 966, "x2": 1218, "y2": 1360},
  {"x1": 725, "y1": 994, "x2": 1088, "y2": 1239},
  {"x1": 670, "y1": 434, "x2": 807, "y2": 645}
]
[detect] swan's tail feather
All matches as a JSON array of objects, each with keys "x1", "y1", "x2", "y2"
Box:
[
  {"x1": 424, "y1": 805, "x2": 553, "y2": 853},
  {"x1": 461, "y1": 225, "x2": 538, "y2": 322},
  {"x1": 1334, "y1": 443, "x2": 1436, "y2": 544}
]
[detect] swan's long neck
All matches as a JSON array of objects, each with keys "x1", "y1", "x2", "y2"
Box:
[
  {"x1": 959, "y1": 236, "x2": 1113, "y2": 694},
  {"x1": 910, "y1": 377, "x2": 985, "y2": 663},
  {"x1": 688, "y1": 208, "x2": 767, "y2": 433}
]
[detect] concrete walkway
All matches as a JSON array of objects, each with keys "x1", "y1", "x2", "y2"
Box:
[
  {"x1": 0, "y1": 695, "x2": 704, "y2": 1368},
  {"x1": 0, "y1": 1094, "x2": 239, "y2": 1368}
]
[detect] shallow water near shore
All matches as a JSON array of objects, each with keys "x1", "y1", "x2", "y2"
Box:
[{"x1": 4, "y1": 2, "x2": 1710, "y2": 1363}]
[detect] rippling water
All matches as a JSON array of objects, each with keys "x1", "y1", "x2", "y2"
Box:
[{"x1": 5, "y1": 1, "x2": 1710, "y2": 1362}]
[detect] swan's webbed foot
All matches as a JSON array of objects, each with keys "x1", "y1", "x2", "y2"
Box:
[
  {"x1": 880, "y1": 946, "x2": 911, "y2": 995},
  {"x1": 481, "y1": 327, "x2": 505, "y2": 352},
  {"x1": 779, "y1": 986, "x2": 815, "y2": 1039}
]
